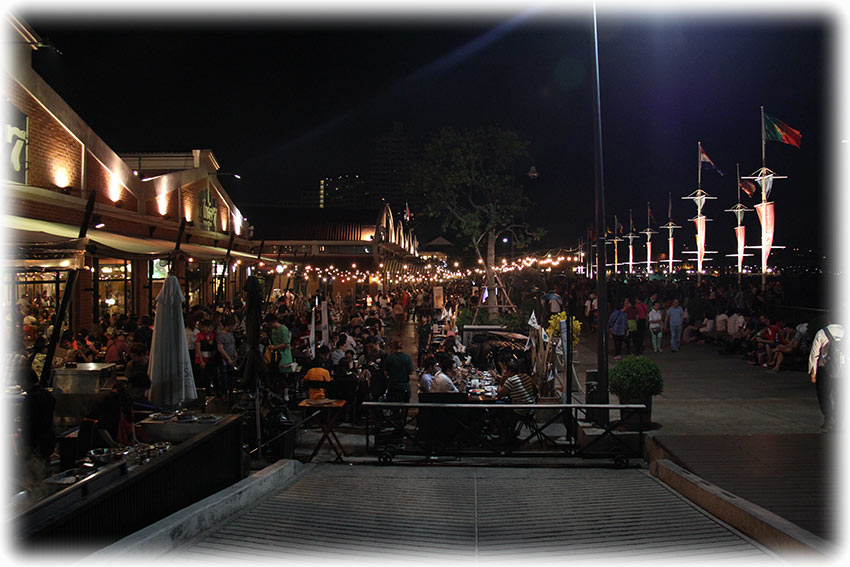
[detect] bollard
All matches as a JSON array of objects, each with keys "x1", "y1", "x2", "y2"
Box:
[{"x1": 585, "y1": 370, "x2": 609, "y2": 426}]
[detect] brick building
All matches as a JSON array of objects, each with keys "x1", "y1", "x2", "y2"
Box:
[{"x1": 3, "y1": 16, "x2": 278, "y2": 332}]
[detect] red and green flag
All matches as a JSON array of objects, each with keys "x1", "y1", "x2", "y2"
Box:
[
  {"x1": 764, "y1": 113, "x2": 802, "y2": 148},
  {"x1": 739, "y1": 178, "x2": 758, "y2": 198}
]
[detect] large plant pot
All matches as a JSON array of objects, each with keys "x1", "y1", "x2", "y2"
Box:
[{"x1": 617, "y1": 396, "x2": 652, "y2": 430}]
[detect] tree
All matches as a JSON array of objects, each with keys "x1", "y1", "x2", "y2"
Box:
[{"x1": 407, "y1": 125, "x2": 542, "y2": 311}]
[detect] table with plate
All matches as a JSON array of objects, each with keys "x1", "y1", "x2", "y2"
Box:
[{"x1": 463, "y1": 368, "x2": 499, "y2": 401}]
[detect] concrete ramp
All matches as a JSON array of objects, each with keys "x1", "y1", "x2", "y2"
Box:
[{"x1": 174, "y1": 464, "x2": 778, "y2": 563}]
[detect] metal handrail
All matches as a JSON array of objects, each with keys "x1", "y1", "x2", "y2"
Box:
[{"x1": 363, "y1": 401, "x2": 647, "y2": 462}]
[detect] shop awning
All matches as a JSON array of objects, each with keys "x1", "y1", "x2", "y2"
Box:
[{"x1": 4, "y1": 215, "x2": 288, "y2": 265}]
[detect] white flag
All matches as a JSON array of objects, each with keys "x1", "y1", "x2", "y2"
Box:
[
  {"x1": 320, "y1": 300, "x2": 330, "y2": 346},
  {"x1": 309, "y1": 306, "x2": 316, "y2": 359},
  {"x1": 528, "y1": 311, "x2": 539, "y2": 329}
]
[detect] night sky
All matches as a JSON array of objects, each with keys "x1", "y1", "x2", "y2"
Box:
[{"x1": 23, "y1": 5, "x2": 834, "y2": 259}]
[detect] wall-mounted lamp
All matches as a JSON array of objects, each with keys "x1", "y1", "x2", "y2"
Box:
[{"x1": 16, "y1": 39, "x2": 63, "y2": 55}]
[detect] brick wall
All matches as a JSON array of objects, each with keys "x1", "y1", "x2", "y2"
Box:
[
  {"x1": 182, "y1": 178, "x2": 207, "y2": 223},
  {"x1": 84, "y1": 151, "x2": 138, "y2": 211},
  {"x1": 7, "y1": 79, "x2": 83, "y2": 195},
  {"x1": 145, "y1": 190, "x2": 179, "y2": 223}
]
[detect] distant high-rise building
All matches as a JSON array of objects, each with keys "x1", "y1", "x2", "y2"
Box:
[
  {"x1": 369, "y1": 122, "x2": 421, "y2": 211},
  {"x1": 319, "y1": 174, "x2": 371, "y2": 209}
]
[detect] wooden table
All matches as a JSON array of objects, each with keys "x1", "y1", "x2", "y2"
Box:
[{"x1": 298, "y1": 399, "x2": 347, "y2": 463}]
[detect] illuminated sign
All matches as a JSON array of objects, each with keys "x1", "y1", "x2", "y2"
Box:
[{"x1": 4, "y1": 102, "x2": 27, "y2": 184}]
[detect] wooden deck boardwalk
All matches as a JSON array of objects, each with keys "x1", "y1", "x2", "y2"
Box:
[{"x1": 174, "y1": 464, "x2": 779, "y2": 563}]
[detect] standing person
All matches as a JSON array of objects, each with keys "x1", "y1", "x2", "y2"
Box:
[
  {"x1": 633, "y1": 297, "x2": 649, "y2": 355},
  {"x1": 185, "y1": 315, "x2": 199, "y2": 386},
  {"x1": 265, "y1": 313, "x2": 293, "y2": 401},
  {"x1": 808, "y1": 319, "x2": 844, "y2": 431},
  {"x1": 133, "y1": 315, "x2": 154, "y2": 353},
  {"x1": 648, "y1": 302, "x2": 664, "y2": 353},
  {"x1": 195, "y1": 319, "x2": 217, "y2": 394},
  {"x1": 385, "y1": 339, "x2": 413, "y2": 407},
  {"x1": 665, "y1": 298, "x2": 685, "y2": 353},
  {"x1": 392, "y1": 301, "x2": 405, "y2": 333},
  {"x1": 608, "y1": 299, "x2": 630, "y2": 360},
  {"x1": 215, "y1": 316, "x2": 237, "y2": 399}
]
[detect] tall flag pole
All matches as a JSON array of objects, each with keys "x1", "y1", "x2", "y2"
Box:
[
  {"x1": 624, "y1": 209, "x2": 639, "y2": 274},
  {"x1": 640, "y1": 201, "x2": 657, "y2": 273},
  {"x1": 742, "y1": 106, "x2": 796, "y2": 289},
  {"x1": 606, "y1": 214, "x2": 623, "y2": 274},
  {"x1": 683, "y1": 142, "x2": 719, "y2": 282},
  {"x1": 660, "y1": 192, "x2": 681, "y2": 276},
  {"x1": 725, "y1": 163, "x2": 754, "y2": 284}
]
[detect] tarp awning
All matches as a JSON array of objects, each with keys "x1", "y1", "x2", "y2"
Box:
[{"x1": 4, "y1": 215, "x2": 288, "y2": 265}]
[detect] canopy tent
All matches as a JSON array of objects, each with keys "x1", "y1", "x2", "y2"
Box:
[
  {"x1": 3, "y1": 236, "x2": 87, "y2": 270},
  {"x1": 3, "y1": 214, "x2": 288, "y2": 264}
]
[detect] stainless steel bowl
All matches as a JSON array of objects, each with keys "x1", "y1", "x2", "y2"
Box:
[{"x1": 87, "y1": 448, "x2": 112, "y2": 465}]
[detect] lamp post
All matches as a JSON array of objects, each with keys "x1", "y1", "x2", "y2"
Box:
[{"x1": 591, "y1": 1, "x2": 609, "y2": 411}]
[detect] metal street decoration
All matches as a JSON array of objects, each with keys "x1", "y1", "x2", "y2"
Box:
[
  {"x1": 742, "y1": 106, "x2": 798, "y2": 283},
  {"x1": 725, "y1": 163, "x2": 754, "y2": 277},
  {"x1": 639, "y1": 201, "x2": 657, "y2": 273},
  {"x1": 682, "y1": 142, "x2": 719, "y2": 277},
  {"x1": 659, "y1": 192, "x2": 681, "y2": 275}
]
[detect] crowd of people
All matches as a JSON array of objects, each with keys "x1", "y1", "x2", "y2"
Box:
[{"x1": 7, "y1": 270, "x2": 841, "y2": 481}]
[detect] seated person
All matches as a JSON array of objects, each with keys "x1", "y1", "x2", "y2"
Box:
[
  {"x1": 766, "y1": 325, "x2": 801, "y2": 373},
  {"x1": 431, "y1": 357, "x2": 461, "y2": 393},
  {"x1": 85, "y1": 373, "x2": 151, "y2": 449},
  {"x1": 418, "y1": 356, "x2": 437, "y2": 393},
  {"x1": 303, "y1": 346, "x2": 332, "y2": 401},
  {"x1": 492, "y1": 352, "x2": 537, "y2": 443},
  {"x1": 496, "y1": 355, "x2": 536, "y2": 406},
  {"x1": 104, "y1": 330, "x2": 130, "y2": 365},
  {"x1": 123, "y1": 342, "x2": 149, "y2": 385}
]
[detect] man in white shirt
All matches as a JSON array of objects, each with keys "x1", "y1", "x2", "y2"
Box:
[
  {"x1": 808, "y1": 321, "x2": 844, "y2": 431},
  {"x1": 431, "y1": 357, "x2": 460, "y2": 393}
]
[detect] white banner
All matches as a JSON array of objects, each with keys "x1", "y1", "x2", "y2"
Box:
[
  {"x1": 309, "y1": 306, "x2": 316, "y2": 359},
  {"x1": 320, "y1": 300, "x2": 329, "y2": 346}
]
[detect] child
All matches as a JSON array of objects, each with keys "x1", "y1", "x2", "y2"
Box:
[{"x1": 648, "y1": 302, "x2": 664, "y2": 353}]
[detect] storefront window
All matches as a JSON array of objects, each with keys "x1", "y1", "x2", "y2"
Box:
[
  {"x1": 97, "y1": 260, "x2": 132, "y2": 319},
  {"x1": 5, "y1": 270, "x2": 70, "y2": 343}
]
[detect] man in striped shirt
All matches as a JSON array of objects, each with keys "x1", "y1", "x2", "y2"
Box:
[{"x1": 493, "y1": 354, "x2": 537, "y2": 445}]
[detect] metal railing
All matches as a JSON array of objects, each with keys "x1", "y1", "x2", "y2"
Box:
[{"x1": 362, "y1": 401, "x2": 647, "y2": 465}]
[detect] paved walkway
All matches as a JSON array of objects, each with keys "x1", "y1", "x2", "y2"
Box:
[{"x1": 571, "y1": 329, "x2": 838, "y2": 546}]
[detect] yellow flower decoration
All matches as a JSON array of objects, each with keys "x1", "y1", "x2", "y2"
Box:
[{"x1": 547, "y1": 312, "x2": 581, "y2": 348}]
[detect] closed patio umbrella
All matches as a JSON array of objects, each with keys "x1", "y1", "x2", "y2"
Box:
[{"x1": 148, "y1": 275, "x2": 196, "y2": 409}]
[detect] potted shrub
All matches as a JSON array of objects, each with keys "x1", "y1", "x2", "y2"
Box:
[{"x1": 608, "y1": 355, "x2": 663, "y2": 428}]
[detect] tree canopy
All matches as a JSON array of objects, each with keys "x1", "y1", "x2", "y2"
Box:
[{"x1": 408, "y1": 125, "x2": 541, "y2": 260}]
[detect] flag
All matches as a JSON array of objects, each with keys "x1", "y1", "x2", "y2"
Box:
[
  {"x1": 764, "y1": 113, "x2": 802, "y2": 148},
  {"x1": 404, "y1": 202, "x2": 412, "y2": 222},
  {"x1": 648, "y1": 202, "x2": 656, "y2": 226},
  {"x1": 699, "y1": 144, "x2": 724, "y2": 176},
  {"x1": 739, "y1": 178, "x2": 758, "y2": 198},
  {"x1": 528, "y1": 311, "x2": 539, "y2": 329}
]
